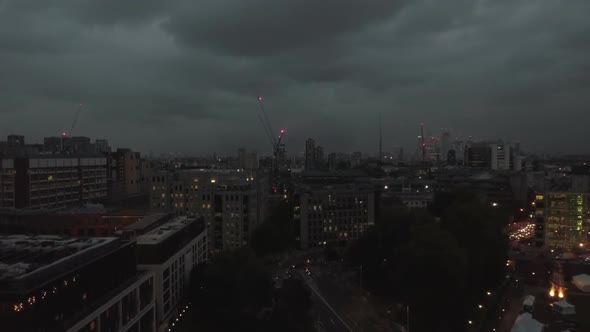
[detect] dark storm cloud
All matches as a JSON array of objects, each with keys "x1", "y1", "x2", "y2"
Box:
[
  {"x1": 1, "y1": 0, "x2": 590, "y2": 154},
  {"x1": 164, "y1": 0, "x2": 409, "y2": 56}
]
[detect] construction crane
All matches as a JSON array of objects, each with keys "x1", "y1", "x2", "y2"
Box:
[
  {"x1": 61, "y1": 103, "x2": 84, "y2": 137},
  {"x1": 256, "y1": 96, "x2": 286, "y2": 192},
  {"x1": 420, "y1": 123, "x2": 426, "y2": 163},
  {"x1": 256, "y1": 96, "x2": 286, "y2": 163},
  {"x1": 60, "y1": 103, "x2": 84, "y2": 153}
]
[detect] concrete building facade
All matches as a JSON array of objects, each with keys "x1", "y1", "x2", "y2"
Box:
[
  {"x1": 149, "y1": 169, "x2": 268, "y2": 252},
  {"x1": 295, "y1": 173, "x2": 375, "y2": 249},
  {"x1": 0, "y1": 156, "x2": 107, "y2": 209},
  {"x1": 136, "y1": 216, "x2": 207, "y2": 331},
  {"x1": 543, "y1": 192, "x2": 590, "y2": 249}
]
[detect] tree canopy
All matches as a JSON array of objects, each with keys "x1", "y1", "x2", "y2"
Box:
[
  {"x1": 188, "y1": 249, "x2": 314, "y2": 332},
  {"x1": 348, "y1": 194, "x2": 508, "y2": 331}
]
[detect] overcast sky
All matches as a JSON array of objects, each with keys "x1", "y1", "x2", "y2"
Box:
[{"x1": 1, "y1": 0, "x2": 589, "y2": 156}]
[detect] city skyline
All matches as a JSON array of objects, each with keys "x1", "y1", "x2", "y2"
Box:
[{"x1": 1, "y1": 1, "x2": 590, "y2": 155}]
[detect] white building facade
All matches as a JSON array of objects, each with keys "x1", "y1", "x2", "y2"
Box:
[{"x1": 136, "y1": 216, "x2": 208, "y2": 332}]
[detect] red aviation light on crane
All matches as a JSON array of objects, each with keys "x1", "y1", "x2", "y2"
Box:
[
  {"x1": 280, "y1": 129, "x2": 285, "y2": 133},
  {"x1": 62, "y1": 132, "x2": 67, "y2": 137},
  {"x1": 257, "y1": 96, "x2": 263, "y2": 101}
]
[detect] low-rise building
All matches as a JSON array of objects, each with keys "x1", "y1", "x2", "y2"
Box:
[{"x1": 0, "y1": 235, "x2": 156, "y2": 332}]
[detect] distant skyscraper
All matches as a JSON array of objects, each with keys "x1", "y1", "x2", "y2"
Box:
[
  {"x1": 95, "y1": 139, "x2": 111, "y2": 153},
  {"x1": 238, "y1": 148, "x2": 259, "y2": 169},
  {"x1": 305, "y1": 139, "x2": 316, "y2": 171},
  {"x1": 328, "y1": 153, "x2": 337, "y2": 171},
  {"x1": 314, "y1": 146, "x2": 325, "y2": 169},
  {"x1": 351, "y1": 151, "x2": 362, "y2": 167},
  {"x1": 514, "y1": 141, "x2": 522, "y2": 155},
  {"x1": 441, "y1": 130, "x2": 451, "y2": 160},
  {"x1": 447, "y1": 149, "x2": 457, "y2": 166},
  {"x1": 490, "y1": 142, "x2": 511, "y2": 170}
]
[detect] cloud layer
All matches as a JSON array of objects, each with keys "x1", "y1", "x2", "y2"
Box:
[{"x1": 1, "y1": 0, "x2": 589, "y2": 155}]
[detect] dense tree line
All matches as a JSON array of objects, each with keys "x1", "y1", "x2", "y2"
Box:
[
  {"x1": 349, "y1": 194, "x2": 508, "y2": 331},
  {"x1": 250, "y1": 200, "x2": 296, "y2": 257},
  {"x1": 187, "y1": 249, "x2": 314, "y2": 332}
]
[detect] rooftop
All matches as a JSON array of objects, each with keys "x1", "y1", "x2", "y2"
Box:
[
  {"x1": 136, "y1": 216, "x2": 197, "y2": 245},
  {"x1": 125, "y1": 212, "x2": 173, "y2": 233},
  {"x1": 0, "y1": 235, "x2": 117, "y2": 281}
]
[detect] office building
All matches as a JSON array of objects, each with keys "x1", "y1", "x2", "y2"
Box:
[
  {"x1": 136, "y1": 216, "x2": 207, "y2": 331},
  {"x1": 139, "y1": 159, "x2": 156, "y2": 195},
  {"x1": 238, "y1": 148, "x2": 259, "y2": 170},
  {"x1": 43, "y1": 136, "x2": 63, "y2": 154},
  {"x1": 304, "y1": 138, "x2": 326, "y2": 171},
  {"x1": 7, "y1": 135, "x2": 25, "y2": 147},
  {"x1": 465, "y1": 143, "x2": 492, "y2": 168},
  {"x1": 435, "y1": 169, "x2": 527, "y2": 209},
  {"x1": 95, "y1": 139, "x2": 111, "y2": 153},
  {"x1": 0, "y1": 158, "x2": 16, "y2": 208},
  {"x1": 543, "y1": 192, "x2": 590, "y2": 249},
  {"x1": 351, "y1": 152, "x2": 362, "y2": 168},
  {"x1": 149, "y1": 169, "x2": 268, "y2": 251},
  {"x1": 0, "y1": 235, "x2": 156, "y2": 332},
  {"x1": 305, "y1": 139, "x2": 316, "y2": 171},
  {"x1": 0, "y1": 135, "x2": 40, "y2": 157},
  {"x1": 66, "y1": 137, "x2": 94, "y2": 154},
  {"x1": 315, "y1": 146, "x2": 325, "y2": 168},
  {"x1": 294, "y1": 172, "x2": 375, "y2": 249},
  {"x1": 328, "y1": 153, "x2": 337, "y2": 171},
  {"x1": 490, "y1": 142, "x2": 511, "y2": 170},
  {"x1": 447, "y1": 149, "x2": 457, "y2": 166},
  {"x1": 440, "y1": 130, "x2": 451, "y2": 160},
  {"x1": 0, "y1": 155, "x2": 107, "y2": 209}
]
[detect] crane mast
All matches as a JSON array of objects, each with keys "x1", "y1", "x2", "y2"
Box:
[
  {"x1": 61, "y1": 103, "x2": 84, "y2": 153},
  {"x1": 256, "y1": 96, "x2": 286, "y2": 190},
  {"x1": 420, "y1": 123, "x2": 426, "y2": 163}
]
